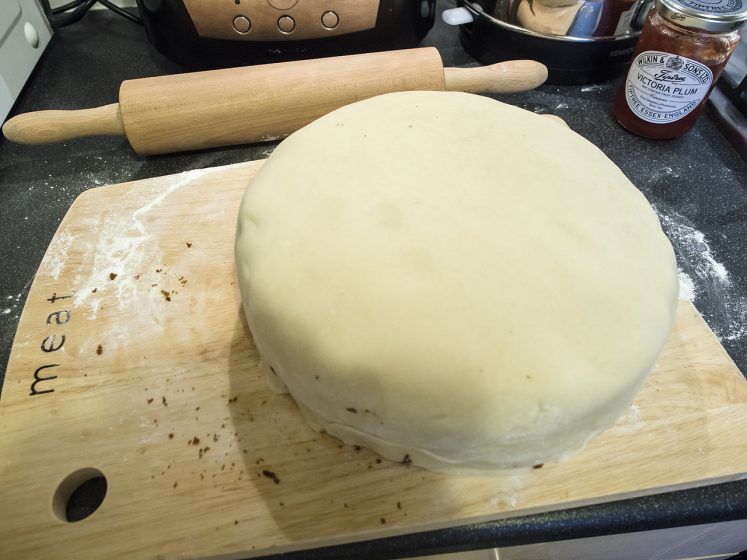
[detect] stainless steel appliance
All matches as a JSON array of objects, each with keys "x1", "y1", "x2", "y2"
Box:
[{"x1": 137, "y1": 0, "x2": 437, "y2": 66}]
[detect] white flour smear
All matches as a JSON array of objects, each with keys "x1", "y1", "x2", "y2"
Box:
[
  {"x1": 613, "y1": 403, "x2": 644, "y2": 434},
  {"x1": 69, "y1": 168, "x2": 211, "y2": 347},
  {"x1": 678, "y1": 270, "x2": 695, "y2": 301},
  {"x1": 626, "y1": 403, "x2": 641, "y2": 424},
  {"x1": 40, "y1": 230, "x2": 75, "y2": 280},
  {"x1": 488, "y1": 489, "x2": 519, "y2": 510},
  {"x1": 647, "y1": 166, "x2": 681, "y2": 185},
  {"x1": 1, "y1": 279, "x2": 32, "y2": 320},
  {"x1": 655, "y1": 206, "x2": 746, "y2": 343},
  {"x1": 580, "y1": 84, "x2": 606, "y2": 92}
]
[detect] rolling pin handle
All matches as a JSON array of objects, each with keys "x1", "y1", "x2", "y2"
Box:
[
  {"x1": 443, "y1": 60, "x2": 548, "y2": 94},
  {"x1": 2, "y1": 103, "x2": 126, "y2": 145}
]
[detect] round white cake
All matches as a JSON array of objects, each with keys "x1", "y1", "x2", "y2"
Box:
[{"x1": 235, "y1": 91, "x2": 678, "y2": 473}]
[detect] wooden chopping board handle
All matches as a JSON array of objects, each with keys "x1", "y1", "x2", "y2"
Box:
[{"x1": 2, "y1": 103, "x2": 125, "y2": 144}]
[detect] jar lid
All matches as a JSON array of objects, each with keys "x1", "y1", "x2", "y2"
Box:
[{"x1": 655, "y1": 0, "x2": 747, "y2": 32}]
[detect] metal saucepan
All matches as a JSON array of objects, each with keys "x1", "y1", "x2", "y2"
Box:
[{"x1": 443, "y1": 0, "x2": 653, "y2": 84}]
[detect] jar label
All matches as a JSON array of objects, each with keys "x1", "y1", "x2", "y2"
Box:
[
  {"x1": 624, "y1": 51, "x2": 714, "y2": 124},
  {"x1": 676, "y1": 0, "x2": 743, "y2": 14}
]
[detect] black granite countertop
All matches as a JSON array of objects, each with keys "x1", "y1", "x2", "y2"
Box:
[{"x1": 0, "y1": 1, "x2": 745, "y2": 557}]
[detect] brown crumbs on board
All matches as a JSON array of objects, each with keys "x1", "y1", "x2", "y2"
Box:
[{"x1": 262, "y1": 470, "x2": 280, "y2": 484}]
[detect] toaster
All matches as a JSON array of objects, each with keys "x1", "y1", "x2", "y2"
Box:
[{"x1": 137, "y1": 0, "x2": 436, "y2": 66}]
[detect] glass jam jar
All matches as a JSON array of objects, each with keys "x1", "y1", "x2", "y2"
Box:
[{"x1": 613, "y1": 0, "x2": 747, "y2": 139}]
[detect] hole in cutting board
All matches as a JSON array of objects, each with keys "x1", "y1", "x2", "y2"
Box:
[{"x1": 52, "y1": 468, "x2": 107, "y2": 522}]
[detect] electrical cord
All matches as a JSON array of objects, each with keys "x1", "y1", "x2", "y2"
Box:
[
  {"x1": 97, "y1": 0, "x2": 143, "y2": 24},
  {"x1": 51, "y1": 0, "x2": 85, "y2": 14},
  {"x1": 48, "y1": 0, "x2": 98, "y2": 27},
  {"x1": 40, "y1": 0, "x2": 143, "y2": 28}
]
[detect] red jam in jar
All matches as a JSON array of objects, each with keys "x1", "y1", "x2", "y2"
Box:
[{"x1": 613, "y1": 0, "x2": 747, "y2": 139}]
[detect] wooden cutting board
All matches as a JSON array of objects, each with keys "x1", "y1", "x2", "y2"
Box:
[{"x1": 1, "y1": 161, "x2": 745, "y2": 560}]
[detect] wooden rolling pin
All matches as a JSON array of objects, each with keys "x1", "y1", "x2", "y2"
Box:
[{"x1": 2, "y1": 48, "x2": 547, "y2": 156}]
